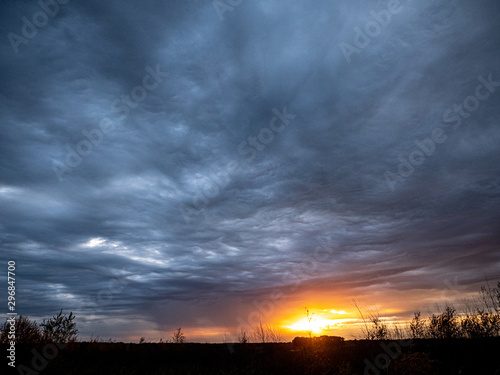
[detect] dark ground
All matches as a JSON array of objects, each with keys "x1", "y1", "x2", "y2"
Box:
[{"x1": 4, "y1": 337, "x2": 500, "y2": 374}]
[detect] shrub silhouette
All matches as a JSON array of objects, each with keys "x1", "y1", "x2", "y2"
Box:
[
  {"x1": 41, "y1": 309, "x2": 78, "y2": 343},
  {"x1": 410, "y1": 311, "x2": 426, "y2": 339},
  {"x1": 461, "y1": 309, "x2": 500, "y2": 338},
  {"x1": 460, "y1": 284, "x2": 500, "y2": 339},
  {"x1": 236, "y1": 329, "x2": 248, "y2": 343},
  {"x1": 480, "y1": 280, "x2": 500, "y2": 313},
  {"x1": 353, "y1": 300, "x2": 388, "y2": 340},
  {"x1": 304, "y1": 307, "x2": 315, "y2": 338},
  {"x1": 172, "y1": 327, "x2": 185, "y2": 343},
  {"x1": 252, "y1": 318, "x2": 284, "y2": 343},
  {"x1": 371, "y1": 316, "x2": 389, "y2": 339},
  {"x1": 428, "y1": 306, "x2": 459, "y2": 339},
  {"x1": 353, "y1": 281, "x2": 500, "y2": 340},
  {"x1": 0, "y1": 310, "x2": 78, "y2": 343},
  {"x1": 0, "y1": 315, "x2": 43, "y2": 343}
]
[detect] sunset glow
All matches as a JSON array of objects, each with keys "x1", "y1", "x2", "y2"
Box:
[
  {"x1": 283, "y1": 309, "x2": 358, "y2": 335},
  {"x1": 2, "y1": 0, "x2": 499, "y2": 350}
]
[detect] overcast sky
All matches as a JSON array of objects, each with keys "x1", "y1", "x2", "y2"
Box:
[{"x1": 1, "y1": 0, "x2": 500, "y2": 342}]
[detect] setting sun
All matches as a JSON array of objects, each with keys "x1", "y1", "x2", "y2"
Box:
[{"x1": 284, "y1": 309, "x2": 357, "y2": 335}]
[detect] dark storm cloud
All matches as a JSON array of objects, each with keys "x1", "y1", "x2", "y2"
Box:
[{"x1": 1, "y1": 0, "x2": 499, "y2": 340}]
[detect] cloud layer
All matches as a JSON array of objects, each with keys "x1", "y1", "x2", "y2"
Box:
[{"x1": 1, "y1": 0, "x2": 500, "y2": 341}]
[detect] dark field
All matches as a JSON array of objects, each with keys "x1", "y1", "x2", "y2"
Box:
[{"x1": 5, "y1": 337, "x2": 500, "y2": 375}]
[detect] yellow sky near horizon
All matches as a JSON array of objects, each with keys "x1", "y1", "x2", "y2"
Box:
[{"x1": 123, "y1": 287, "x2": 477, "y2": 343}]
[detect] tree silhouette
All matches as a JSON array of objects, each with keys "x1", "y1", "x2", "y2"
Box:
[
  {"x1": 429, "y1": 306, "x2": 459, "y2": 339},
  {"x1": 353, "y1": 300, "x2": 387, "y2": 340},
  {"x1": 0, "y1": 315, "x2": 43, "y2": 343},
  {"x1": 41, "y1": 309, "x2": 78, "y2": 343},
  {"x1": 305, "y1": 307, "x2": 315, "y2": 338},
  {"x1": 237, "y1": 329, "x2": 248, "y2": 343},
  {"x1": 252, "y1": 319, "x2": 284, "y2": 343},
  {"x1": 172, "y1": 327, "x2": 185, "y2": 343},
  {"x1": 410, "y1": 311, "x2": 426, "y2": 339}
]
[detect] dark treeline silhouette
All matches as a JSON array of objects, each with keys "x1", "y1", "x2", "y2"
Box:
[
  {"x1": 2, "y1": 282, "x2": 500, "y2": 374},
  {"x1": 0, "y1": 309, "x2": 78, "y2": 344},
  {"x1": 356, "y1": 280, "x2": 500, "y2": 340},
  {"x1": 3, "y1": 337, "x2": 500, "y2": 374}
]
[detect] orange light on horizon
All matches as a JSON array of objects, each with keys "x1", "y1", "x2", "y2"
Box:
[
  {"x1": 329, "y1": 309, "x2": 348, "y2": 315},
  {"x1": 282, "y1": 308, "x2": 358, "y2": 335},
  {"x1": 285, "y1": 317, "x2": 357, "y2": 334}
]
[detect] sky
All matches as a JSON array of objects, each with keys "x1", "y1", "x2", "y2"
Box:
[{"x1": 1, "y1": 0, "x2": 500, "y2": 343}]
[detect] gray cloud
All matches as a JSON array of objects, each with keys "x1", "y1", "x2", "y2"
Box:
[{"x1": 1, "y1": 0, "x2": 499, "y2": 341}]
